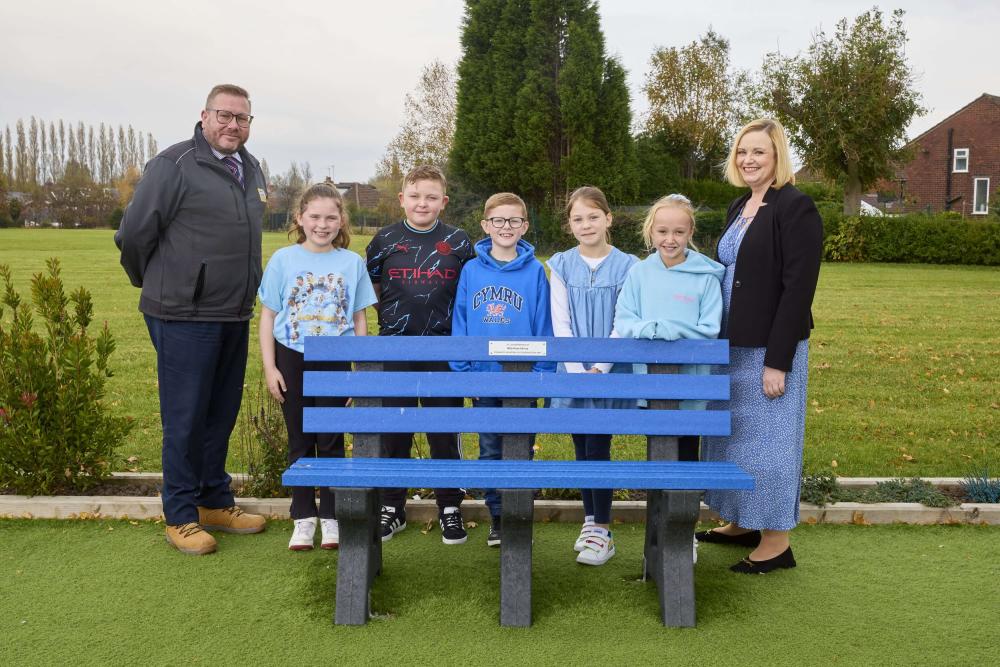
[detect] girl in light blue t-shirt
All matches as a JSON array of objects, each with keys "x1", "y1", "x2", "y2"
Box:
[{"x1": 258, "y1": 183, "x2": 376, "y2": 552}]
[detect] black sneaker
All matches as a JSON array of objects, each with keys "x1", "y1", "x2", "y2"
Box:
[
  {"x1": 380, "y1": 505, "x2": 406, "y2": 542},
  {"x1": 438, "y1": 506, "x2": 468, "y2": 545},
  {"x1": 486, "y1": 515, "x2": 501, "y2": 547}
]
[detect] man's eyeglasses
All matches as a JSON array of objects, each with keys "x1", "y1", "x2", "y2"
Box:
[
  {"x1": 486, "y1": 216, "x2": 527, "y2": 229},
  {"x1": 207, "y1": 109, "x2": 254, "y2": 128}
]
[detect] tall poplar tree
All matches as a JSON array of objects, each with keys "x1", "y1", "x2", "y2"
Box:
[
  {"x1": 14, "y1": 120, "x2": 28, "y2": 189},
  {"x1": 2, "y1": 128, "x2": 12, "y2": 185},
  {"x1": 451, "y1": 0, "x2": 637, "y2": 238},
  {"x1": 48, "y1": 123, "x2": 61, "y2": 181}
]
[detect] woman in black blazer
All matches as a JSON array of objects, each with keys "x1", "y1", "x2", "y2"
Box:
[{"x1": 697, "y1": 118, "x2": 823, "y2": 573}]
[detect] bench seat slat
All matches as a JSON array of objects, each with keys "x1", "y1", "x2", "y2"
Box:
[
  {"x1": 304, "y1": 371, "x2": 729, "y2": 401},
  {"x1": 303, "y1": 407, "x2": 731, "y2": 436},
  {"x1": 305, "y1": 336, "x2": 729, "y2": 365},
  {"x1": 283, "y1": 458, "x2": 754, "y2": 490}
]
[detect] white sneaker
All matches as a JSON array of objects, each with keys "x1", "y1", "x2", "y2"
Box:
[
  {"x1": 320, "y1": 518, "x2": 339, "y2": 550},
  {"x1": 576, "y1": 529, "x2": 616, "y2": 566},
  {"x1": 693, "y1": 535, "x2": 699, "y2": 564},
  {"x1": 288, "y1": 517, "x2": 317, "y2": 551},
  {"x1": 573, "y1": 521, "x2": 598, "y2": 552}
]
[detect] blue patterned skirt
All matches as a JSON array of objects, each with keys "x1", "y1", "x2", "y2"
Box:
[{"x1": 702, "y1": 340, "x2": 809, "y2": 531}]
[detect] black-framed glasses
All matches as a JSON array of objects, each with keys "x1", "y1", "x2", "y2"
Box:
[
  {"x1": 207, "y1": 109, "x2": 254, "y2": 128},
  {"x1": 486, "y1": 216, "x2": 527, "y2": 229}
]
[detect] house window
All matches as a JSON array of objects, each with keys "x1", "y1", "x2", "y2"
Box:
[
  {"x1": 973, "y1": 178, "x2": 989, "y2": 215},
  {"x1": 953, "y1": 148, "x2": 969, "y2": 173}
]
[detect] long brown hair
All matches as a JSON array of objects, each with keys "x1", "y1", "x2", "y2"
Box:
[{"x1": 287, "y1": 182, "x2": 351, "y2": 249}]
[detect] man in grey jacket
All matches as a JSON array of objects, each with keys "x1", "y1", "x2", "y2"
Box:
[{"x1": 116, "y1": 84, "x2": 267, "y2": 555}]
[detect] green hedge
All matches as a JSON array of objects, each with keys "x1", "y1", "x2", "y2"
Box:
[
  {"x1": 824, "y1": 214, "x2": 1000, "y2": 265},
  {"x1": 612, "y1": 206, "x2": 1000, "y2": 266},
  {"x1": 679, "y1": 179, "x2": 744, "y2": 209},
  {"x1": 610, "y1": 209, "x2": 726, "y2": 257}
]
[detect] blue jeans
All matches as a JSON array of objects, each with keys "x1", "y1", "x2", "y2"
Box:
[
  {"x1": 474, "y1": 397, "x2": 535, "y2": 518},
  {"x1": 145, "y1": 316, "x2": 248, "y2": 525}
]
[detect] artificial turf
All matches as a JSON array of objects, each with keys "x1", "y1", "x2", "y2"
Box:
[{"x1": 1, "y1": 519, "x2": 997, "y2": 665}]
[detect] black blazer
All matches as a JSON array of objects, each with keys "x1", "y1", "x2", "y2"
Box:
[{"x1": 718, "y1": 184, "x2": 823, "y2": 372}]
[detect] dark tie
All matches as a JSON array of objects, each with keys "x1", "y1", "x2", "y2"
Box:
[{"x1": 221, "y1": 155, "x2": 244, "y2": 189}]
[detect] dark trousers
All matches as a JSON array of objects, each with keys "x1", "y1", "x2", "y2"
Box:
[
  {"x1": 144, "y1": 316, "x2": 247, "y2": 525},
  {"x1": 275, "y1": 342, "x2": 349, "y2": 520},
  {"x1": 573, "y1": 434, "x2": 613, "y2": 524},
  {"x1": 380, "y1": 361, "x2": 464, "y2": 509}
]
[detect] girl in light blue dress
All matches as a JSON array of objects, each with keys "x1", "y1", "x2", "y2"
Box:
[{"x1": 548, "y1": 186, "x2": 638, "y2": 566}]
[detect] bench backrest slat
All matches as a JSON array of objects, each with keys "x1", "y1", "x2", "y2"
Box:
[
  {"x1": 305, "y1": 336, "x2": 728, "y2": 365},
  {"x1": 304, "y1": 406, "x2": 731, "y2": 437},
  {"x1": 283, "y1": 458, "x2": 753, "y2": 490},
  {"x1": 303, "y1": 371, "x2": 729, "y2": 401}
]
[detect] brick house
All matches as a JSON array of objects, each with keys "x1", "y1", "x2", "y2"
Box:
[
  {"x1": 889, "y1": 93, "x2": 999, "y2": 215},
  {"x1": 334, "y1": 181, "x2": 380, "y2": 209}
]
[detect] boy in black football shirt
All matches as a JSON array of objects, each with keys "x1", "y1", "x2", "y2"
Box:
[{"x1": 365, "y1": 165, "x2": 475, "y2": 545}]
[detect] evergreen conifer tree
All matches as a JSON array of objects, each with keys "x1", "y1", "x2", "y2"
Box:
[{"x1": 451, "y1": 0, "x2": 637, "y2": 240}]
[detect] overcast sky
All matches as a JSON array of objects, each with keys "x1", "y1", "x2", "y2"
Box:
[{"x1": 2, "y1": 0, "x2": 996, "y2": 182}]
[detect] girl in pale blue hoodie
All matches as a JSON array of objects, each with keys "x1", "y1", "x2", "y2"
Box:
[
  {"x1": 615, "y1": 194, "x2": 724, "y2": 344},
  {"x1": 613, "y1": 194, "x2": 724, "y2": 564}
]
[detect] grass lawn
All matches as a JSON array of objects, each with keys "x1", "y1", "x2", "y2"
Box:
[
  {"x1": 0, "y1": 228, "x2": 997, "y2": 477},
  {"x1": 0, "y1": 519, "x2": 997, "y2": 665}
]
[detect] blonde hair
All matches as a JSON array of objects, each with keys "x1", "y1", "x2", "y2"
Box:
[
  {"x1": 724, "y1": 117, "x2": 795, "y2": 189},
  {"x1": 641, "y1": 194, "x2": 698, "y2": 251},
  {"x1": 565, "y1": 186, "x2": 612, "y2": 243},
  {"x1": 483, "y1": 192, "x2": 528, "y2": 219},
  {"x1": 402, "y1": 164, "x2": 447, "y2": 192},
  {"x1": 287, "y1": 182, "x2": 351, "y2": 249}
]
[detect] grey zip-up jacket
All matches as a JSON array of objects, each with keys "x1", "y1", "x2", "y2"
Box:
[{"x1": 115, "y1": 123, "x2": 265, "y2": 321}]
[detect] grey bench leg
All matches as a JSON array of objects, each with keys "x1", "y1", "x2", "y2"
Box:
[
  {"x1": 333, "y1": 488, "x2": 380, "y2": 625},
  {"x1": 653, "y1": 491, "x2": 700, "y2": 627},
  {"x1": 643, "y1": 489, "x2": 661, "y2": 584},
  {"x1": 500, "y1": 488, "x2": 533, "y2": 627},
  {"x1": 644, "y1": 430, "x2": 678, "y2": 586},
  {"x1": 499, "y1": 366, "x2": 535, "y2": 628}
]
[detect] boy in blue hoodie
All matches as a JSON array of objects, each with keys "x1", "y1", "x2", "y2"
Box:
[{"x1": 450, "y1": 192, "x2": 554, "y2": 546}]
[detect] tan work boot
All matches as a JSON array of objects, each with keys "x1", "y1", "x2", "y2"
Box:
[
  {"x1": 165, "y1": 522, "x2": 217, "y2": 555},
  {"x1": 198, "y1": 505, "x2": 266, "y2": 534}
]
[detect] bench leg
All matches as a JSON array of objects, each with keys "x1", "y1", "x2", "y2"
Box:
[
  {"x1": 643, "y1": 489, "x2": 662, "y2": 584},
  {"x1": 500, "y1": 488, "x2": 533, "y2": 627},
  {"x1": 651, "y1": 491, "x2": 700, "y2": 627},
  {"x1": 333, "y1": 488, "x2": 381, "y2": 625}
]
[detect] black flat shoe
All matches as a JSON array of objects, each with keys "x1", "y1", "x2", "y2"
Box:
[
  {"x1": 729, "y1": 547, "x2": 796, "y2": 574},
  {"x1": 695, "y1": 529, "x2": 762, "y2": 547}
]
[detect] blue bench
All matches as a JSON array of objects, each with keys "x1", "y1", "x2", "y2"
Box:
[{"x1": 282, "y1": 336, "x2": 753, "y2": 628}]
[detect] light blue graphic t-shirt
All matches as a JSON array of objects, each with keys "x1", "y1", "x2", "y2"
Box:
[{"x1": 258, "y1": 244, "x2": 377, "y2": 352}]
